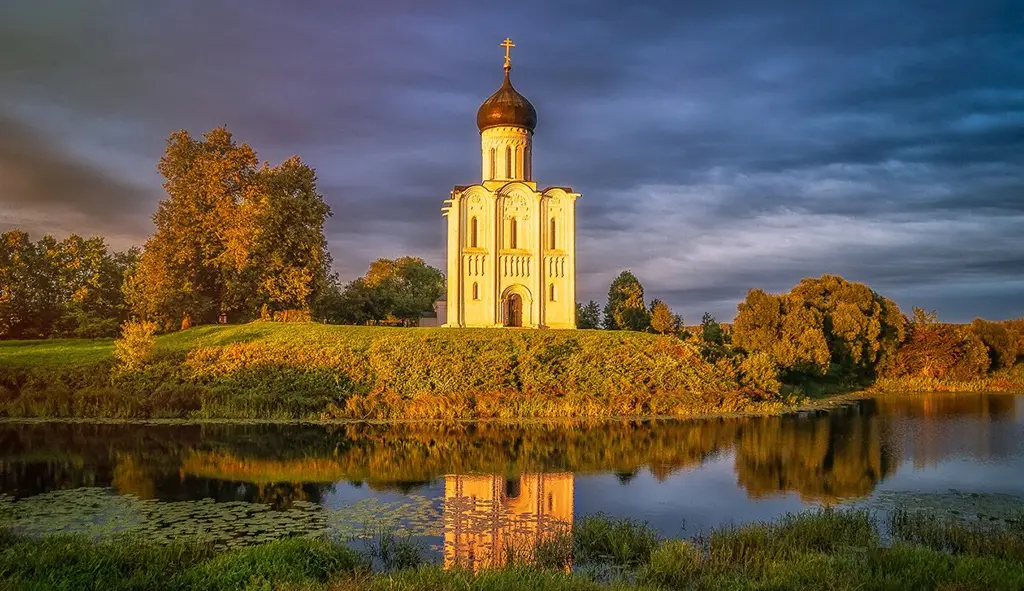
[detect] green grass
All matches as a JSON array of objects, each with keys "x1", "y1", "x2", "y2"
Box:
[
  {"x1": 0, "y1": 338, "x2": 114, "y2": 368},
  {"x1": 0, "y1": 322, "x2": 788, "y2": 421},
  {"x1": 4, "y1": 510, "x2": 1024, "y2": 590}
]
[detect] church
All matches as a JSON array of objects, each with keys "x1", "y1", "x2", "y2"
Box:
[{"x1": 442, "y1": 39, "x2": 579, "y2": 329}]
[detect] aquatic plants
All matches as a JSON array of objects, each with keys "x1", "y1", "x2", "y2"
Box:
[{"x1": 3, "y1": 510, "x2": 1024, "y2": 590}]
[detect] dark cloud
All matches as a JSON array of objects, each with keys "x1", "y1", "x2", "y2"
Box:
[{"x1": 1, "y1": 0, "x2": 1022, "y2": 321}]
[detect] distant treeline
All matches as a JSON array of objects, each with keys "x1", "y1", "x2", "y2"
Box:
[{"x1": 582, "y1": 270, "x2": 1023, "y2": 395}]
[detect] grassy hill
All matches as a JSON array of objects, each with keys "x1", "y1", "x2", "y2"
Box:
[{"x1": 0, "y1": 323, "x2": 787, "y2": 421}]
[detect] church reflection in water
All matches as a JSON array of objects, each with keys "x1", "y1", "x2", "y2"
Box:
[{"x1": 443, "y1": 473, "x2": 573, "y2": 570}]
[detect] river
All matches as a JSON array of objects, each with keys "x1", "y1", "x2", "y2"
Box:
[{"x1": 1, "y1": 393, "x2": 1021, "y2": 567}]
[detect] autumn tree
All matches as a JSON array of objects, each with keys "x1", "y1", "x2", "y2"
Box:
[
  {"x1": 649, "y1": 299, "x2": 682, "y2": 335},
  {"x1": 575, "y1": 300, "x2": 601, "y2": 329},
  {"x1": 603, "y1": 270, "x2": 650, "y2": 331},
  {"x1": 128, "y1": 127, "x2": 331, "y2": 328},
  {"x1": 970, "y1": 319, "x2": 1018, "y2": 371},
  {"x1": 732, "y1": 275, "x2": 906, "y2": 382}
]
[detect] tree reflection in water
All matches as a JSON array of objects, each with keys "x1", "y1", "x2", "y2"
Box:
[{"x1": 0, "y1": 393, "x2": 1016, "y2": 506}]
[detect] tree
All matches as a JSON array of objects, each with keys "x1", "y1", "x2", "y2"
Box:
[
  {"x1": 603, "y1": 270, "x2": 650, "y2": 331},
  {"x1": 700, "y1": 312, "x2": 725, "y2": 345},
  {"x1": 970, "y1": 319, "x2": 1018, "y2": 371},
  {"x1": 1, "y1": 231, "x2": 136, "y2": 339},
  {"x1": 318, "y1": 257, "x2": 444, "y2": 325},
  {"x1": 733, "y1": 275, "x2": 906, "y2": 381},
  {"x1": 129, "y1": 127, "x2": 331, "y2": 329},
  {"x1": 575, "y1": 300, "x2": 601, "y2": 329},
  {"x1": 650, "y1": 299, "x2": 682, "y2": 335}
]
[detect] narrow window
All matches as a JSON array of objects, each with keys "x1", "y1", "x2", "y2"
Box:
[
  {"x1": 549, "y1": 218, "x2": 556, "y2": 249},
  {"x1": 489, "y1": 148, "x2": 496, "y2": 179},
  {"x1": 470, "y1": 217, "x2": 478, "y2": 248},
  {"x1": 472, "y1": 282, "x2": 479, "y2": 300},
  {"x1": 525, "y1": 146, "x2": 531, "y2": 180},
  {"x1": 509, "y1": 218, "x2": 517, "y2": 249},
  {"x1": 550, "y1": 283, "x2": 556, "y2": 301},
  {"x1": 505, "y1": 145, "x2": 512, "y2": 178}
]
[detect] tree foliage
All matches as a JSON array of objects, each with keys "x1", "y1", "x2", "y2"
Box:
[
  {"x1": 128, "y1": 127, "x2": 331, "y2": 329},
  {"x1": 576, "y1": 300, "x2": 601, "y2": 329},
  {"x1": 603, "y1": 270, "x2": 650, "y2": 331},
  {"x1": 650, "y1": 299, "x2": 682, "y2": 335},
  {"x1": 883, "y1": 313, "x2": 989, "y2": 380},
  {"x1": 318, "y1": 257, "x2": 444, "y2": 325},
  {"x1": 733, "y1": 275, "x2": 906, "y2": 381},
  {"x1": 0, "y1": 231, "x2": 137, "y2": 339},
  {"x1": 970, "y1": 319, "x2": 1018, "y2": 371}
]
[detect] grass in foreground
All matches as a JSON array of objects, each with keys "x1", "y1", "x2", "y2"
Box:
[{"x1": 3, "y1": 509, "x2": 1024, "y2": 590}]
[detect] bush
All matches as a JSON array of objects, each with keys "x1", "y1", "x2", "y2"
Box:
[
  {"x1": 738, "y1": 351, "x2": 781, "y2": 394},
  {"x1": 113, "y1": 320, "x2": 158, "y2": 371},
  {"x1": 883, "y1": 322, "x2": 990, "y2": 380},
  {"x1": 971, "y1": 319, "x2": 1019, "y2": 371}
]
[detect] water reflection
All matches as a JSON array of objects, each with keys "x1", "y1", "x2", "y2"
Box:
[
  {"x1": 444, "y1": 473, "x2": 573, "y2": 569},
  {"x1": 0, "y1": 394, "x2": 1019, "y2": 528}
]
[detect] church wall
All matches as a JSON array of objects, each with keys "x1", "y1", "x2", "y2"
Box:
[
  {"x1": 481, "y1": 126, "x2": 532, "y2": 182},
  {"x1": 458, "y1": 187, "x2": 498, "y2": 327}
]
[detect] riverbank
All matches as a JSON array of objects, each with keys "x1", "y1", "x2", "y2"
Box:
[
  {"x1": 0, "y1": 323, "x2": 788, "y2": 421},
  {"x1": 2, "y1": 323, "x2": 1022, "y2": 421},
  {"x1": 2, "y1": 509, "x2": 1022, "y2": 590}
]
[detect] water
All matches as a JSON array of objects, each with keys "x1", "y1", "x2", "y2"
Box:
[{"x1": 1, "y1": 393, "x2": 1022, "y2": 566}]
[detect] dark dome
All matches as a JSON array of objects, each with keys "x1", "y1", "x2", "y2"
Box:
[{"x1": 476, "y1": 70, "x2": 537, "y2": 132}]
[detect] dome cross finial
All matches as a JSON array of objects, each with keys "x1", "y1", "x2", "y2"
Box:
[{"x1": 501, "y1": 37, "x2": 515, "y2": 72}]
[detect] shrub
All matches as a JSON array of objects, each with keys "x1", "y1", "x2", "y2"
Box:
[
  {"x1": 883, "y1": 322, "x2": 990, "y2": 380},
  {"x1": 738, "y1": 351, "x2": 781, "y2": 394},
  {"x1": 113, "y1": 320, "x2": 158, "y2": 371},
  {"x1": 971, "y1": 319, "x2": 1019, "y2": 371}
]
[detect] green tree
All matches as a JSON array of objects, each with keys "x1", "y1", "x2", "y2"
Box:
[
  {"x1": 603, "y1": 270, "x2": 650, "y2": 331},
  {"x1": 1, "y1": 231, "x2": 136, "y2": 339},
  {"x1": 700, "y1": 312, "x2": 725, "y2": 345},
  {"x1": 650, "y1": 299, "x2": 682, "y2": 335},
  {"x1": 319, "y1": 257, "x2": 444, "y2": 325},
  {"x1": 575, "y1": 300, "x2": 601, "y2": 329}
]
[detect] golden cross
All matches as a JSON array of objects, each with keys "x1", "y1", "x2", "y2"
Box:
[{"x1": 500, "y1": 37, "x2": 515, "y2": 70}]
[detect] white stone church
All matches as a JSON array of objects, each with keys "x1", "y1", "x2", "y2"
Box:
[{"x1": 440, "y1": 39, "x2": 579, "y2": 329}]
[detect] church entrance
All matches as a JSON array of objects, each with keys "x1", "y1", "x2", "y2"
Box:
[{"x1": 504, "y1": 294, "x2": 523, "y2": 327}]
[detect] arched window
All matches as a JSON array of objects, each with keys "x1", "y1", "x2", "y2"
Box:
[
  {"x1": 503, "y1": 478, "x2": 521, "y2": 500},
  {"x1": 509, "y1": 218, "x2": 518, "y2": 249},
  {"x1": 550, "y1": 283, "x2": 556, "y2": 301},
  {"x1": 470, "y1": 217, "x2": 478, "y2": 248},
  {"x1": 505, "y1": 145, "x2": 513, "y2": 178},
  {"x1": 472, "y1": 282, "x2": 479, "y2": 300},
  {"x1": 524, "y1": 146, "x2": 531, "y2": 180},
  {"x1": 489, "y1": 148, "x2": 496, "y2": 179},
  {"x1": 549, "y1": 218, "x2": 556, "y2": 249}
]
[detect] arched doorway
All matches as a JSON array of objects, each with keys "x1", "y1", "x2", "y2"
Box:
[{"x1": 504, "y1": 293, "x2": 523, "y2": 327}]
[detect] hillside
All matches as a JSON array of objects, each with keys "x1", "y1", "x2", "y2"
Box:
[{"x1": 0, "y1": 323, "x2": 786, "y2": 421}]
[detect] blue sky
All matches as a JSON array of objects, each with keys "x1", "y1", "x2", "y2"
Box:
[{"x1": 1, "y1": 0, "x2": 1021, "y2": 321}]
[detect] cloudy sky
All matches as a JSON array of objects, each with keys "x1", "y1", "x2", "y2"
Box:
[{"x1": 1, "y1": 0, "x2": 1021, "y2": 321}]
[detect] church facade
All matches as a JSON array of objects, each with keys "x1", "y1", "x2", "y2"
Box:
[{"x1": 442, "y1": 40, "x2": 579, "y2": 328}]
